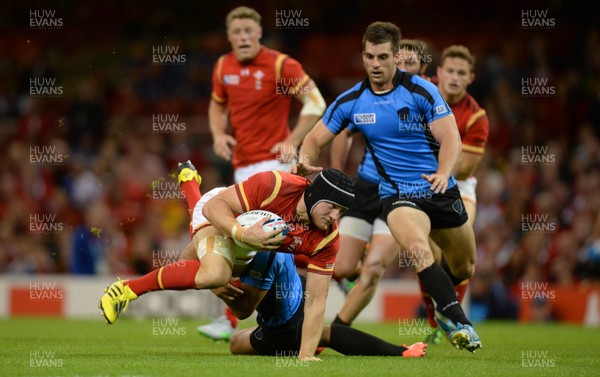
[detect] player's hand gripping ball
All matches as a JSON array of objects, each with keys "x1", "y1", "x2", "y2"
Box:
[{"x1": 233, "y1": 210, "x2": 288, "y2": 250}]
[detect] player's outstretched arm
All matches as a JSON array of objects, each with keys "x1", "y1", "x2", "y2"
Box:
[
  {"x1": 329, "y1": 128, "x2": 353, "y2": 171},
  {"x1": 298, "y1": 271, "x2": 330, "y2": 361},
  {"x1": 271, "y1": 79, "x2": 326, "y2": 163},
  {"x1": 212, "y1": 280, "x2": 267, "y2": 320},
  {"x1": 293, "y1": 121, "x2": 335, "y2": 176}
]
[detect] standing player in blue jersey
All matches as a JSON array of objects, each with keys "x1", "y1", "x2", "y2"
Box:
[
  {"x1": 328, "y1": 40, "x2": 431, "y2": 329},
  {"x1": 294, "y1": 22, "x2": 482, "y2": 353},
  {"x1": 212, "y1": 251, "x2": 426, "y2": 357}
]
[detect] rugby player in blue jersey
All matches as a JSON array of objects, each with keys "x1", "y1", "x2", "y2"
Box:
[
  {"x1": 212, "y1": 251, "x2": 426, "y2": 357},
  {"x1": 294, "y1": 22, "x2": 482, "y2": 353}
]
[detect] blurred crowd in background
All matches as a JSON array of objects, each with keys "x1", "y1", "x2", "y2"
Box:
[{"x1": 0, "y1": 1, "x2": 599, "y2": 321}]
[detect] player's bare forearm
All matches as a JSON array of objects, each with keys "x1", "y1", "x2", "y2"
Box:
[
  {"x1": 454, "y1": 151, "x2": 483, "y2": 180},
  {"x1": 202, "y1": 187, "x2": 244, "y2": 238},
  {"x1": 298, "y1": 272, "x2": 329, "y2": 360},
  {"x1": 431, "y1": 116, "x2": 461, "y2": 178},
  {"x1": 208, "y1": 99, "x2": 229, "y2": 137},
  {"x1": 288, "y1": 114, "x2": 321, "y2": 147},
  {"x1": 296, "y1": 121, "x2": 335, "y2": 174},
  {"x1": 329, "y1": 129, "x2": 353, "y2": 171},
  {"x1": 209, "y1": 100, "x2": 236, "y2": 160}
]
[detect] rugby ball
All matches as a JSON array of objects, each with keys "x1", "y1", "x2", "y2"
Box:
[{"x1": 233, "y1": 210, "x2": 288, "y2": 250}]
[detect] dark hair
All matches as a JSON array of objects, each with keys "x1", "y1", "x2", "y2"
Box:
[{"x1": 362, "y1": 21, "x2": 402, "y2": 53}]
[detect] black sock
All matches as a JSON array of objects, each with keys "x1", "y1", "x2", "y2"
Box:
[
  {"x1": 332, "y1": 314, "x2": 350, "y2": 326},
  {"x1": 417, "y1": 263, "x2": 471, "y2": 326},
  {"x1": 328, "y1": 324, "x2": 407, "y2": 356},
  {"x1": 441, "y1": 259, "x2": 465, "y2": 286}
]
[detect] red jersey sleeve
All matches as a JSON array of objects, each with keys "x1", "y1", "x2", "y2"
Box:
[
  {"x1": 211, "y1": 56, "x2": 227, "y2": 104},
  {"x1": 306, "y1": 229, "x2": 339, "y2": 275},
  {"x1": 279, "y1": 56, "x2": 310, "y2": 95},
  {"x1": 462, "y1": 110, "x2": 489, "y2": 155}
]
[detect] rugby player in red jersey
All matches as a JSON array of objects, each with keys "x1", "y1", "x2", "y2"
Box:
[{"x1": 100, "y1": 166, "x2": 354, "y2": 361}]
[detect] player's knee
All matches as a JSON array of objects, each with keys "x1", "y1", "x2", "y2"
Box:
[
  {"x1": 361, "y1": 262, "x2": 385, "y2": 287},
  {"x1": 451, "y1": 261, "x2": 475, "y2": 280},
  {"x1": 194, "y1": 264, "x2": 231, "y2": 289}
]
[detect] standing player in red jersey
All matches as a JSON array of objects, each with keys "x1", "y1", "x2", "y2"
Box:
[
  {"x1": 99, "y1": 167, "x2": 355, "y2": 362},
  {"x1": 210, "y1": 6, "x2": 325, "y2": 182},
  {"x1": 418, "y1": 44, "x2": 489, "y2": 344},
  {"x1": 206, "y1": 6, "x2": 326, "y2": 338}
]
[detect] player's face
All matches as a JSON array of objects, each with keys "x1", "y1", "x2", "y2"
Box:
[
  {"x1": 310, "y1": 202, "x2": 344, "y2": 231},
  {"x1": 363, "y1": 41, "x2": 398, "y2": 91},
  {"x1": 397, "y1": 49, "x2": 423, "y2": 75},
  {"x1": 436, "y1": 57, "x2": 474, "y2": 98},
  {"x1": 227, "y1": 18, "x2": 262, "y2": 62}
]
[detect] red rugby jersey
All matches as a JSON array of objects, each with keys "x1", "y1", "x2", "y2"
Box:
[
  {"x1": 211, "y1": 46, "x2": 310, "y2": 169},
  {"x1": 234, "y1": 170, "x2": 339, "y2": 275},
  {"x1": 450, "y1": 92, "x2": 489, "y2": 155}
]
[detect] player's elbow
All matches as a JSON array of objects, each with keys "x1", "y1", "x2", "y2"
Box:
[{"x1": 299, "y1": 86, "x2": 326, "y2": 117}]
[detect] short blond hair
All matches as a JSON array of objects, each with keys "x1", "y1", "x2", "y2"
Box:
[
  {"x1": 440, "y1": 45, "x2": 476, "y2": 72},
  {"x1": 226, "y1": 6, "x2": 261, "y2": 28}
]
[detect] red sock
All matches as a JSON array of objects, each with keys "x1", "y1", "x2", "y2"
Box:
[
  {"x1": 455, "y1": 280, "x2": 468, "y2": 304},
  {"x1": 126, "y1": 260, "x2": 200, "y2": 296},
  {"x1": 418, "y1": 279, "x2": 438, "y2": 328},
  {"x1": 224, "y1": 306, "x2": 238, "y2": 328},
  {"x1": 180, "y1": 180, "x2": 202, "y2": 237}
]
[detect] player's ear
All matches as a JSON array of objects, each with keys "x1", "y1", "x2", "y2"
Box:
[
  {"x1": 468, "y1": 72, "x2": 475, "y2": 85},
  {"x1": 257, "y1": 26, "x2": 263, "y2": 39}
]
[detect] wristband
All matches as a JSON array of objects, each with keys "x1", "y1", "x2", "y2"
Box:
[{"x1": 231, "y1": 223, "x2": 246, "y2": 242}]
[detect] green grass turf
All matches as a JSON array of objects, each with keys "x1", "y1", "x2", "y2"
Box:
[{"x1": 1, "y1": 318, "x2": 599, "y2": 377}]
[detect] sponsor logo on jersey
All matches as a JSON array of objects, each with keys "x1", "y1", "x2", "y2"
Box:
[
  {"x1": 224, "y1": 75, "x2": 240, "y2": 85},
  {"x1": 249, "y1": 270, "x2": 262, "y2": 279},
  {"x1": 435, "y1": 104, "x2": 448, "y2": 115},
  {"x1": 354, "y1": 113, "x2": 376, "y2": 124}
]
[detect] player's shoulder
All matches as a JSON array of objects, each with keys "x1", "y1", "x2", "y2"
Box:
[
  {"x1": 462, "y1": 92, "x2": 486, "y2": 112},
  {"x1": 394, "y1": 71, "x2": 438, "y2": 95},
  {"x1": 250, "y1": 170, "x2": 309, "y2": 188},
  {"x1": 334, "y1": 79, "x2": 369, "y2": 104},
  {"x1": 277, "y1": 170, "x2": 310, "y2": 186}
]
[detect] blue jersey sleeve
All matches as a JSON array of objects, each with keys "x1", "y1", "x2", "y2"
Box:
[
  {"x1": 240, "y1": 252, "x2": 279, "y2": 290},
  {"x1": 322, "y1": 83, "x2": 363, "y2": 134},
  {"x1": 412, "y1": 75, "x2": 452, "y2": 123}
]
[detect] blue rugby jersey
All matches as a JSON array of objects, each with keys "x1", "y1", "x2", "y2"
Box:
[
  {"x1": 347, "y1": 123, "x2": 380, "y2": 184},
  {"x1": 240, "y1": 252, "x2": 302, "y2": 328},
  {"x1": 324, "y1": 70, "x2": 456, "y2": 199}
]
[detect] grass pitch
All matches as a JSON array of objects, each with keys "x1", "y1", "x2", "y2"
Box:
[{"x1": 2, "y1": 317, "x2": 599, "y2": 377}]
